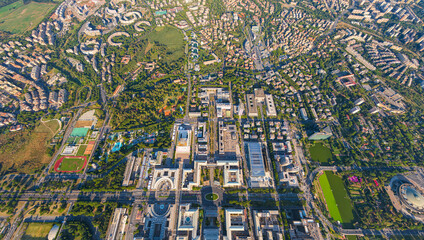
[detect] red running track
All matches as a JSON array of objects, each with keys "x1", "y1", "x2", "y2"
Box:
[{"x1": 54, "y1": 156, "x2": 88, "y2": 173}]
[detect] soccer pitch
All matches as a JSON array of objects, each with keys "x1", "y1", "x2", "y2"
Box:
[{"x1": 54, "y1": 156, "x2": 87, "y2": 173}]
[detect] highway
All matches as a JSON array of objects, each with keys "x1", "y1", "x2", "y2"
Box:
[
  {"x1": 2, "y1": 147, "x2": 424, "y2": 239},
  {"x1": 0, "y1": 189, "x2": 203, "y2": 203}
]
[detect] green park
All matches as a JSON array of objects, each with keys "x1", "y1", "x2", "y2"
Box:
[
  {"x1": 147, "y1": 26, "x2": 185, "y2": 62},
  {"x1": 309, "y1": 142, "x2": 333, "y2": 164}
]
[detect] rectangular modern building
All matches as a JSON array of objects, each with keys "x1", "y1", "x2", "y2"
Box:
[
  {"x1": 349, "y1": 106, "x2": 361, "y2": 114},
  {"x1": 225, "y1": 209, "x2": 250, "y2": 240},
  {"x1": 247, "y1": 142, "x2": 270, "y2": 188},
  {"x1": 246, "y1": 94, "x2": 258, "y2": 117},
  {"x1": 300, "y1": 108, "x2": 308, "y2": 120},
  {"x1": 253, "y1": 210, "x2": 284, "y2": 240},
  {"x1": 308, "y1": 126, "x2": 333, "y2": 141},
  {"x1": 176, "y1": 124, "x2": 192, "y2": 159},
  {"x1": 105, "y1": 208, "x2": 127, "y2": 240},
  {"x1": 177, "y1": 204, "x2": 200, "y2": 239},
  {"x1": 265, "y1": 94, "x2": 277, "y2": 117}
]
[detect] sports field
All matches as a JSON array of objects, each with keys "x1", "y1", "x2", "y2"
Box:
[
  {"x1": 22, "y1": 222, "x2": 54, "y2": 240},
  {"x1": 0, "y1": 0, "x2": 57, "y2": 34},
  {"x1": 76, "y1": 145, "x2": 88, "y2": 156},
  {"x1": 71, "y1": 127, "x2": 89, "y2": 137},
  {"x1": 147, "y1": 26, "x2": 184, "y2": 62},
  {"x1": 54, "y1": 156, "x2": 87, "y2": 173},
  {"x1": 309, "y1": 142, "x2": 333, "y2": 163},
  {"x1": 319, "y1": 171, "x2": 354, "y2": 228}
]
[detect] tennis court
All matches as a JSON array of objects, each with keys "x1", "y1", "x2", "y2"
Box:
[{"x1": 70, "y1": 128, "x2": 89, "y2": 137}]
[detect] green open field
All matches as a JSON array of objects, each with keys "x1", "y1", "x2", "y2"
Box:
[
  {"x1": 319, "y1": 171, "x2": 354, "y2": 228},
  {"x1": 147, "y1": 26, "x2": 184, "y2": 62},
  {"x1": 57, "y1": 157, "x2": 85, "y2": 172},
  {"x1": 22, "y1": 222, "x2": 55, "y2": 240},
  {"x1": 0, "y1": 0, "x2": 57, "y2": 34},
  {"x1": 0, "y1": 120, "x2": 59, "y2": 174},
  {"x1": 309, "y1": 142, "x2": 333, "y2": 163},
  {"x1": 76, "y1": 145, "x2": 87, "y2": 156}
]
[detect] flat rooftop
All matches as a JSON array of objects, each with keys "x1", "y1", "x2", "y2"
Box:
[
  {"x1": 218, "y1": 121, "x2": 238, "y2": 157},
  {"x1": 247, "y1": 142, "x2": 266, "y2": 177}
]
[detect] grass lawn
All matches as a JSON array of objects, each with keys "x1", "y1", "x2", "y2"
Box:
[
  {"x1": 346, "y1": 236, "x2": 357, "y2": 240},
  {"x1": 0, "y1": 0, "x2": 57, "y2": 34},
  {"x1": 0, "y1": 121, "x2": 57, "y2": 174},
  {"x1": 147, "y1": 26, "x2": 184, "y2": 62},
  {"x1": 46, "y1": 120, "x2": 60, "y2": 133},
  {"x1": 95, "y1": 118, "x2": 104, "y2": 128},
  {"x1": 22, "y1": 222, "x2": 55, "y2": 240},
  {"x1": 319, "y1": 171, "x2": 354, "y2": 228},
  {"x1": 205, "y1": 193, "x2": 219, "y2": 201},
  {"x1": 309, "y1": 142, "x2": 333, "y2": 163},
  {"x1": 76, "y1": 145, "x2": 87, "y2": 156},
  {"x1": 40, "y1": 118, "x2": 61, "y2": 135},
  {"x1": 56, "y1": 157, "x2": 86, "y2": 172}
]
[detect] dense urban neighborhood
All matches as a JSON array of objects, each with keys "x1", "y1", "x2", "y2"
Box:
[{"x1": 0, "y1": 0, "x2": 424, "y2": 239}]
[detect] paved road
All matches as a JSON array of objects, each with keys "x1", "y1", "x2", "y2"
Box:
[
  {"x1": 184, "y1": 73, "x2": 191, "y2": 120},
  {"x1": 0, "y1": 189, "x2": 203, "y2": 204},
  {"x1": 124, "y1": 202, "x2": 139, "y2": 240},
  {"x1": 4, "y1": 203, "x2": 27, "y2": 240},
  {"x1": 3, "y1": 164, "x2": 424, "y2": 238}
]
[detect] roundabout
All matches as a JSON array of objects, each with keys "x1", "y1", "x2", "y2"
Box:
[
  {"x1": 201, "y1": 186, "x2": 224, "y2": 206},
  {"x1": 205, "y1": 193, "x2": 219, "y2": 201}
]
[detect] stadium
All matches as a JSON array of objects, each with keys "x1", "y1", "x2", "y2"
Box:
[{"x1": 389, "y1": 170, "x2": 424, "y2": 222}]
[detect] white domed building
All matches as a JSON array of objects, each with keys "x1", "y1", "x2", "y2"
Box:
[{"x1": 399, "y1": 183, "x2": 424, "y2": 212}]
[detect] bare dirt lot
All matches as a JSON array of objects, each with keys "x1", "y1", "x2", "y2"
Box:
[{"x1": 75, "y1": 120, "x2": 93, "y2": 128}]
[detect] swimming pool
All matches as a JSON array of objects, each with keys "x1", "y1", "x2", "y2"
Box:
[{"x1": 111, "y1": 142, "x2": 123, "y2": 153}]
